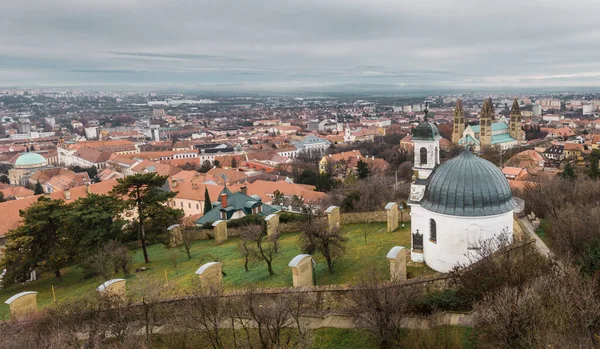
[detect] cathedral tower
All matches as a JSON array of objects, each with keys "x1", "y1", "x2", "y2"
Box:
[
  {"x1": 451, "y1": 98, "x2": 465, "y2": 144},
  {"x1": 479, "y1": 98, "x2": 494, "y2": 147},
  {"x1": 509, "y1": 98, "x2": 523, "y2": 144}
]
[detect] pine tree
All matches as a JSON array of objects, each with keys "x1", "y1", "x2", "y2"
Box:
[
  {"x1": 34, "y1": 182, "x2": 44, "y2": 195},
  {"x1": 111, "y1": 173, "x2": 177, "y2": 263},
  {"x1": 203, "y1": 187, "x2": 212, "y2": 213}
]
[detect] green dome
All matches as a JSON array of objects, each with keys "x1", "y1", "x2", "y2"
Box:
[
  {"x1": 421, "y1": 149, "x2": 516, "y2": 217},
  {"x1": 412, "y1": 121, "x2": 440, "y2": 141},
  {"x1": 15, "y1": 152, "x2": 47, "y2": 168}
]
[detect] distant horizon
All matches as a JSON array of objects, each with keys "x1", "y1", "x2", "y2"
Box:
[{"x1": 2, "y1": 83, "x2": 600, "y2": 96}]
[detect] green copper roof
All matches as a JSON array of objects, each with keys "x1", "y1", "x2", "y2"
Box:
[
  {"x1": 421, "y1": 149, "x2": 516, "y2": 217},
  {"x1": 412, "y1": 121, "x2": 440, "y2": 141},
  {"x1": 15, "y1": 152, "x2": 47, "y2": 167}
]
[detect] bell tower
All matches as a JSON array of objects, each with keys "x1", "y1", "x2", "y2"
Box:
[
  {"x1": 479, "y1": 98, "x2": 494, "y2": 147},
  {"x1": 509, "y1": 98, "x2": 523, "y2": 144},
  {"x1": 451, "y1": 98, "x2": 465, "y2": 144}
]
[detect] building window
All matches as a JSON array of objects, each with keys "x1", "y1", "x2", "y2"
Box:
[
  {"x1": 180, "y1": 202, "x2": 183, "y2": 207},
  {"x1": 429, "y1": 219, "x2": 437, "y2": 243},
  {"x1": 420, "y1": 147, "x2": 428, "y2": 165},
  {"x1": 221, "y1": 211, "x2": 227, "y2": 220},
  {"x1": 188, "y1": 203, "x2": 191, "y2": 208},
  {"x1": 196, "y1": 204, "x2": 199, "y2": 210}
]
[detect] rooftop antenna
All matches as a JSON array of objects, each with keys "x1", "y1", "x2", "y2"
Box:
[{"x1": 423, "y1": 101, "x2": 429, "y2": 122}]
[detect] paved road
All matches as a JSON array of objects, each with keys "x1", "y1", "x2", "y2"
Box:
[{"x1": 517, "y1": 217, "x2": 552, "y2": 258}]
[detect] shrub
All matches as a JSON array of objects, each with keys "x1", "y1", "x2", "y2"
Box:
[
  {"x1": 278, "y1": 212, "x2": 309, "y2": 223},
  {"x1": 227, "y1": 215, "x2": 264, "y2": 228},
  {"x1": 413, "y1": 289, "x2": 472, "y2": 315}
]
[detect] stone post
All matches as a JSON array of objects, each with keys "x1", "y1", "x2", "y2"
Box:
[
  {"x1": 386, "y1": 246, "x2": 407, "y2": 282},
  {"x1": 288, "y1": 254, "x2": 315, "y2": 288},
  {"x1": 195, "y1": 262, "x2": 223, "y2": 290},
  {"x1": 325, "y1": 206, "x2": 341, "y2": 232},
  {"x1": 97, "y1": 279, "x2": 127, "y2": 298},
  {"x1": 385, "y1": 202, "x2": 399, "y2": 232},
  {"x1": 265, "y1": 213, "x2": 280, "y2": 236},
  {"x1": 4, "y1": 291, "x2": 38, "y2": 319},
  {"x1": 213, "y1": 220, "x2": 228, "y2": 244},
  {"x1": 167, "y1": 224, "x2": 182, "y2": 247}
]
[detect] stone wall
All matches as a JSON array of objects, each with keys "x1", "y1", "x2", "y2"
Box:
[{"x1": 340, "y1": 209, "x2": 411, "y2": 225}]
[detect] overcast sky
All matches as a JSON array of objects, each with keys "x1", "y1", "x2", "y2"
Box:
[{"x1": 2, "y1": 0, "x2": 600, "y2": 89}]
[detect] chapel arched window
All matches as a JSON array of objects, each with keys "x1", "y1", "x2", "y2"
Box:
[{"x1": 420, "y1": 147, "x2": 427, "y2": 165}]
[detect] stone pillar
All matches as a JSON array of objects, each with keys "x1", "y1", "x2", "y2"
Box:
[
  {"x1": 195, "y1": 262, "x2": 223, "y2": 290},
  {"x1": 385, "y1": 202, "x2": 399, "y2": 232},
  {"x1": 265, "y1": 213, "x2": 280, "y2": 236},
  {"x1": 213, "y1": 220, "x2": 228, "y2": 244},
  {"x1": 97, "y1": 279, "x2": 127, "y2": 298},
  {"x1": 4, "y1": 291, "x2": 38, "y2": 319},
  {"x1": 168, "y1": 224, "x2": 182, "y2": 247},
  {"x1": 386, "y1": 246, "x2": 407, "y2": 282},
  {"x1": 288, "y1": 254, "x2": 315, "y2": 288},
  {"x1": 325, "y1": 206, "x2": 341, "y2": 232}
]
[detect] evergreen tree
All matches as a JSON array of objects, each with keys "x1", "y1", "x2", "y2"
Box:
[
  {"x1": 0, "y1": 175, "x2": 9, "y2": 184},
  {"x1": 34, "y1": 182, "x2": 44, "y2": 195},
  {"x1": 64, "y1": 194, "x2": 126, "y2": 258},
  {"x1": 590, "y1": 149, "x2": 600, "y2": 179},
  {"x1": 1, "y1": 198, "x2": 72, "y2": 283},
  {"x1": 203, "y1": 187, "x2": 212, "y2": 213},
  {"x1": 198, "y1": 160, "x2": 212, "y2": 173},
  {"x1": 357, "y1": 159, "x2": 370, "y2": 179},
  {"x1": 111, "y1": 173, "x2": 178, "y2": 263},
  {"x1": 560, "y1": 162, "x2": 575, "y2": 180}
]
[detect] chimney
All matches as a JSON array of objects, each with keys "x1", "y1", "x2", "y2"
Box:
[
  {"x1": 86, "y1": 183, "x2": 91, "y2": 194},
  {"x1": 220, "y1": 193, "x2": 228, "y2": 207},
  {"x1": 64, "y1": 189, "x2": 71, "y2": 200},
  {"x1": 241, "y1": 185, "x2": 247, "y2": 195}
]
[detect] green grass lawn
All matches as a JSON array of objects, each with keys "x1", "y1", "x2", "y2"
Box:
[
  {"x1": 154, "y1": 326, "x2": 475, "y2": 349},
  {"x1": 0, "y1": 222, "x2": 434, "y2": 318},
  {"x1": 535, "y1": 219, "x2": 553, "y2": 249}
]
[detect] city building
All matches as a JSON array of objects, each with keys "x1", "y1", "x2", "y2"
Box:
[
  {"x1": 292, "y1": 134, "x2": 331, "y2": 155},
  {"x1": 8, "y1": 152, "x2": 50, "y2": 186},
  {"x1": 196, "y1": 186, "x2": 278, "y2": 224}
]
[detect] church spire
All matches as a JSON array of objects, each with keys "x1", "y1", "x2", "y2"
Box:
[
  {"x1": 509, "y1": 98, "x2": 523, "y2": 145},
  {"x1": 452, "y1": 98, "x2": 465, "y2": 145},
  {"x1": 479, "y1": 98, "x2": 494, "y2": 147},
  {"x1": 510, "y1": 98, "x2": 521, "y2": 115},
  {"x1": 481, "y1": 97, "x2": 495, "y2": 118}
]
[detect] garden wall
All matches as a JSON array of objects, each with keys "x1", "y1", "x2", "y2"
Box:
[{"x1": 340, "y1": 209, "x2": 411, "y2": 224}]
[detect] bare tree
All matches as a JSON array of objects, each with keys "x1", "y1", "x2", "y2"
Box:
[
  {"x1": 475, "y1": 264, "x2": 600, "y2": 349},
  {"x1": 130, "y1": 275, "x2": 175, "y2": 347},
  {"x1": 238, "y1": 224, "x2": 258, "y2": 272},
  {"x1": 300, "y1": 219, "x2": 347, "y2": 273},
  {"x1": 241, "y1": 224, "x2": 279, "y2": 276},
  {"x1": 105, "y1": 241, "x2": 133, "y2": 276},
  {"x1": 172, "y1": 218, "x2": 197, "y2": 260},
  {"x1": 348, "y1": 267, "x2": 422, "y2": 349},
  {"x1": 173, "y1": 284, "x2": 229, "y2": 349},
  {"x1": 450, "y1": 234, "x2": 555, "y2": 305},
  {"x1": 239, "y1": 288, "x2": 293, "y2": 349}
]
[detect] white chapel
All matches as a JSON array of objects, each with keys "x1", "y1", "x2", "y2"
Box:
[{"x1": 408, "y1": 117, "x2": 516, "y2": 272}]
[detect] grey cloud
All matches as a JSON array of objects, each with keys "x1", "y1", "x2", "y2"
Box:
[{"x1": 0, "y1": 0, "x2": 600, "y2": 88}]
